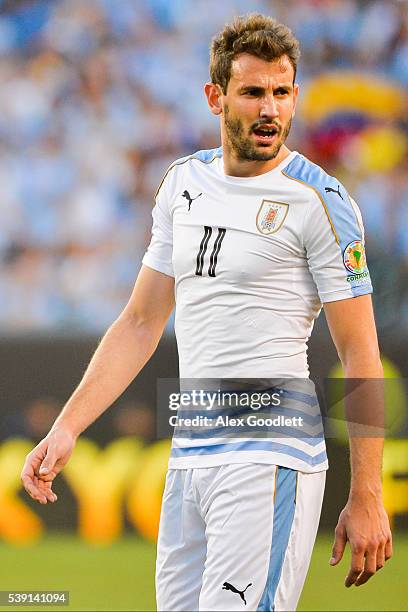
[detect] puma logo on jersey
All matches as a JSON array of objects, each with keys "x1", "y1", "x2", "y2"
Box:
[
  {"x1": 324, "y1": 185, "x2": 344, "y2": 200},
  {"x1": 222, "y1": 582, "x2": 252, "y2": 605},
  {"x1": 182, "y1": 189, "x2": 202, "y2": 211}
]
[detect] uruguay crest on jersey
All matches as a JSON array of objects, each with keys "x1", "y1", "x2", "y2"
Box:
[{"x1": 256, "y1": 200, "x2": 289, "y2": 235}]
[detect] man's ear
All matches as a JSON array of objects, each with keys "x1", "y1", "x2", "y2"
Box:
[
  {"x1": 204, "y1": 82, "x2": 223, "y2": 116},
  {"x1": 292, "y1": 82, "x2": 299, "y2": 118}
]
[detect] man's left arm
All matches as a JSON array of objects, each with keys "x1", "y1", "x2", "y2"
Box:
[{"x1": 324, "y1": 294, "x2": 393, "y2": 587}]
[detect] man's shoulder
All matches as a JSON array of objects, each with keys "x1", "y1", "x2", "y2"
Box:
[
  {"x1": 156, "y1": 147, "x2": 222, "y2": 198},
  {"x1": 169, "y1": 146, "x2": 222, "y2": 174},
  {"x1": 285, "y1": 154, "x2": 364, "y2": 246},
  {"x1": 282, "y1": 153, "x2": 345, "y2": 197}
]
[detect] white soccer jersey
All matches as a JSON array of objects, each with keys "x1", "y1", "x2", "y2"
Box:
[{"x1": 142, "y1": 147, "x2": 373, "y2": 472}]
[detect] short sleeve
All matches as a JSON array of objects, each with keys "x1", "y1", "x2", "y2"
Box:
[
  {"x1": 303, "y1": 192, "x2": 373, "y2": 303},
  {"x1": 142, "y1": 178, "x2": 174, "y2": 277}
]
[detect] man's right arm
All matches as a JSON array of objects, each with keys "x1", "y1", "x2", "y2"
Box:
[{"x1": 21, "y1": 265, "x2": 175, "y2": 504}]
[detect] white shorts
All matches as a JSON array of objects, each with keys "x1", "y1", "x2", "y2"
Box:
[{"x1": 156, "y1": 463, "x2": 325, "y2": 611}]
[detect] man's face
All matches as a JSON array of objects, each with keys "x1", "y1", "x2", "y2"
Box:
[{"x1": 219, "y1": 53, "x2": 298, "y2": 162}]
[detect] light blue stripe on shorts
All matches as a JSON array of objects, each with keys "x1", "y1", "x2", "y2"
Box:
[{"x1": 257, "y1": 467, "x2": 297, "y2": 611}]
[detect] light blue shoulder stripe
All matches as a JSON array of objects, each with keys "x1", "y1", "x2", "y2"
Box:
[
  {"x1": 155, "y1": 147, "x2": 222, "y2": 199},
  {"x1": 172, "y1": 146, "x2": 222, "y2": 167},
  {"x1": 283, "y1": 154, "x2": 362, "y2": 248},
  {"x1": 257, "y1": 467, "x2": 297, "y2": 612},
  {"x1": 190, "y1": 146, "x2": 223, "y2": 163},
  {"x1": 283, "y1": 155, "x2": 372, "y2": 298}
]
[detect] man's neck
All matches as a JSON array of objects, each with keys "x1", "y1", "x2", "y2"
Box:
[{"x1": 222, "y1": 144, "x2": 292, "y2": 178}]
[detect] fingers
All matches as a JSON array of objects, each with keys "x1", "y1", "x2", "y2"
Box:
[
  {"x1": 376, "y1": 541, "x2": 386, "y2": 571},
  {"x1": 330, "y1": 522, "x2": 347, "y2": 565},
  {"x1": 23, "y1": 475, "x2": 57, "y2": 505},
  {"x1": 336, "y1": 502, "x2": 393, "y2": 589},
  {"x1": 21, "y1": 446, "x2": 58, "y2": 504},
  {"x1": 346, "y1": 534, "x2": 392, "y2": 588},
  {"x1": 20, "y1": 432, "x2": 75, "y2": 505},
  {"x1": 385, "y1": 533, "x2": 393, "y2": 561},
  {"x1": 39, "y1": 445, "x2": 58, "y2": 478},
  {"x1": 21, "y1": 456, "x2": 46, "y2": 503},
  {"x1": 37, "y1": 478, "x2": 58, "y2": 504},
  {"x1": 21, "y1": 473, "x2": 47, "y2": 504},
  {"x1": 23, "y1": 473, "x2": 48, "y2": 504},
  {"x1": 345, "y1": 544, "x2": 365, "y2": 587},
  {"x1": 354, "y1": 549, "x2": 377, "y2": 586}
]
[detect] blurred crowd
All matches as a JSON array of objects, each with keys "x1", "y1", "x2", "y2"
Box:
[
  {"x1": 1, "y1": 395, "x2": 155, "y2": 443},
  {"x1": 0, "y1": 0, "x2": 407, "y2": 333}
]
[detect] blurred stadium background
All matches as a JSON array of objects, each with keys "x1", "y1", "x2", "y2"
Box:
[{"x1": 0, "y1": 0, "x2": 407, "y2": 610}]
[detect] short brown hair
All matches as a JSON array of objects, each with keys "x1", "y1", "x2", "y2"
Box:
[{"x1": 210, "y1": 13, "x2": 301, "y2": 94}]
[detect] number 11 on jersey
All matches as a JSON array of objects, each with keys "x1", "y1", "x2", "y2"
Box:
[{"x1": 195, "y1": 226, "x2": 226, "y2": 277}]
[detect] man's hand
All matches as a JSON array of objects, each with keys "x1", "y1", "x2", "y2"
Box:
[
  {"x1": 21, "y1": 428, "x2": 76, "y2": 504},
  {"x1": 330, "y1": 493, "x2": 392, "y2": 587}
]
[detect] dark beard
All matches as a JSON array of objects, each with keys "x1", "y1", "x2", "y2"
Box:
[{"x1": 224, "y1": 104, "x2": 291, "y2": 162}]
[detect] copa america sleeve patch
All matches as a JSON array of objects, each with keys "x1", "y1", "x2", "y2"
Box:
[{"x1": 343, "y1": 240, "x2": 371, "y2": 286}]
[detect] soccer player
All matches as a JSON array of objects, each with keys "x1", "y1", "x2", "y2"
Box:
[{"x1": 21, "y1": 14, "x2": 392, "y2": 611}]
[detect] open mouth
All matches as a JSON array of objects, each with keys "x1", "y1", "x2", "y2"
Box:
[{"x1": 252, "y1": 125, "x2": 279, "y2": 144}]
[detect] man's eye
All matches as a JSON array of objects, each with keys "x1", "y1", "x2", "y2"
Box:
[
  {"x1": 244, "y1": 89, "x2": 260, "y2": 96},
  {"x1": 275, "y1": 89, "x2": 289, "y2": 96}
]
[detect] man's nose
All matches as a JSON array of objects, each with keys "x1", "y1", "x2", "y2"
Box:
[{"x1": 260, "y1": 95, "x2": 279, "y2": 119}]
